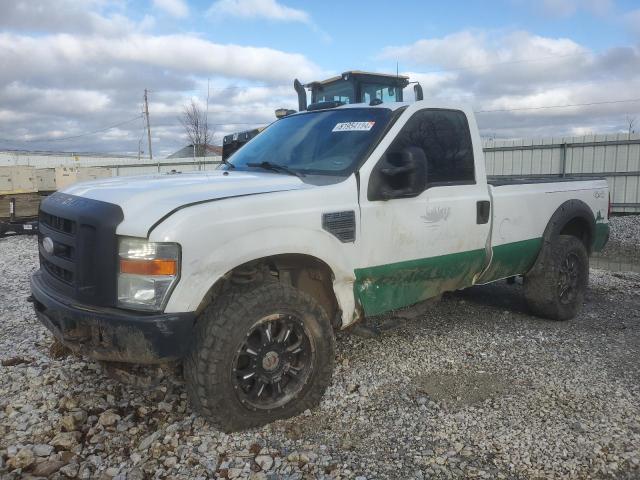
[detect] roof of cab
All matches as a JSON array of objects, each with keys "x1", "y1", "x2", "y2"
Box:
[
  {"x1": 307, "y1": 70, "x2": 410, "y2": 87},
  {"x1": 334, "y1": 101, "x2": 409, "y2": 111}
]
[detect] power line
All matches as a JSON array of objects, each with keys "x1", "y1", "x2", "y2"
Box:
[{"x1": 475, "y1": 98, "x2": 640, "y2": 113}]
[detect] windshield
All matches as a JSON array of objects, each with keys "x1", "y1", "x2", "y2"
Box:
[
  {"x1": 361, "y1": 83, "x2": 402, "y2": 103},
  {"x1": 228, "y1": 108, "x2": 394, "y2": 176},
  {"x1": 316, "y1": 82, "x2": 354, "y2": 103}
]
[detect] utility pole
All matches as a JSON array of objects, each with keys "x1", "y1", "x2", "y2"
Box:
[{"x1": 143, "y1": 89, "x2": 154, "y2": 167}]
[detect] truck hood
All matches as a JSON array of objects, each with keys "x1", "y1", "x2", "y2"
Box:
[{"x1": 63, "y1": 170, "x2": 313, "y2": 237}]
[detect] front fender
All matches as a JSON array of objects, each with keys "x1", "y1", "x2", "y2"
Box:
[{"x1": 161, "y1": 225, "x2": 359, "y2": 326}]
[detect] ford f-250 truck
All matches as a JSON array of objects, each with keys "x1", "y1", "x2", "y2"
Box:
[{"x1": 30, "y1": 101, "x2": 610, "y2": 431}]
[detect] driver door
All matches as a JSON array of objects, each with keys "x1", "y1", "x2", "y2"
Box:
[{"x1": 355, "y1": 107, "x2": 491, "y2": 316}]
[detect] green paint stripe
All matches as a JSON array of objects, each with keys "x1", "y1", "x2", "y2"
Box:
[
  {"x1": 477, "y1": 237, "x2": 542, "y2": 284},
  {"x1": 593, "y1": 223, "x2": 609, "y2": 252},
  {"x1": 354, "y1": 248, "x2": 486, "y2": 316},
  {"x1": 354, "y1": 237, "x2": 544, "y2": 317}
]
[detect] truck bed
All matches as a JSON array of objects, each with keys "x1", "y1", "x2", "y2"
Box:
[{"x1": 477, "y1": 177, "x2": 609, "y2": 284}]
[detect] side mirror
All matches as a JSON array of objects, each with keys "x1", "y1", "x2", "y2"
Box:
[
  {"x1": 414, "y1": 83, "x2": 424, "y2": 101},
  {"x1": 376, "y1": 146, "x2": 427, "y2": 200}
]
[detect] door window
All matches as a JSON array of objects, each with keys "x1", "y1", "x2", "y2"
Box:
[{"x1": 388, "y1": 109, "x2": 475, "y2": 185}]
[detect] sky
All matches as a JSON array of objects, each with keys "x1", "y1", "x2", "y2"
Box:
[{"x1": 0, "y1": 0, "x2": 639, "y2": 156}]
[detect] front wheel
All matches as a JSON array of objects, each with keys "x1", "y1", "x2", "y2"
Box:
[
  {"x1": 524, "y1": 234, "x2": 589, "y2": 320},
  {"x1": 184, "y1": 281, "x2": 335, "y2": 431}
]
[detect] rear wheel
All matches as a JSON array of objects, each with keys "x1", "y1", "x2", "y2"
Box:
[
  {"x1": 184, "y1": 281, "x2": 335, "y2": 431},
  {"x1": 524, "y1": 235, "x2": 589, "y2": 320}
]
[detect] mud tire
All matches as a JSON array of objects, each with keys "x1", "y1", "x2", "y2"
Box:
[
  {"x1": 184, "y1": 281, "x2": 335, "y2": 432},
  {"x1": 524, "y1": 234, "x2": 589, "y2": 321}
]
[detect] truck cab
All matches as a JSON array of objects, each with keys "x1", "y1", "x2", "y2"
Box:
[
  {"x1": 305, "y1": 70, "x2": 410, "y2": 105},
  {"x1": 31, "y1": 100, "x2": 609, "y2": 432}
]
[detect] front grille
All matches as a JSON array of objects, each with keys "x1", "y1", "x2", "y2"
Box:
[
  {"x1": 40, "y1": 211, "x2": 76, "y2": 234},
  {"x1": 41, "y1": 256, "x2": 73, "y2": 284},
  {"x1": 37, "y1": 192, "x2": 124, "y2": 306},
  {"x1": 38, "y1": 210, "x2": 77, "y2": 287}
]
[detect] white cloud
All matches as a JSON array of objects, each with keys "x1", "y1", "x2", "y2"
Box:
[
  {"x1": 0, "y1": 82, "x2": 111, "y2": 116},
  {"x1": 207, "y1": 0, "x2": 310, "y2": 23},
  {"x1": 383, "y1": 30, "x2": 640, "y2": 138},
  {"x1": 153, "y1": 0, "x2": 189, "y2": 18},
  {"x1": 0, "y1": 0, "x2": 148, "y2": 36},
  {"x1": 0, "y1": 0, "x2": 323, "y2": 154},
  {"x1": 0, "y1": 33, "x2": 322, "y2": 84},
  {"x1": 381, "y1": 30, "x2": 587, "y2": 76},
  {"x1": 0, "y1": 0, "x2": 637, "y2": 154},
  {"x1": 382, "y1": 31, "x2": 494, "y2": 73}
]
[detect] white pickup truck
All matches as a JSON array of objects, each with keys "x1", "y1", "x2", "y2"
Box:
[{"x1": 31, "y1": 101, "x2": 610, "y2": 431}]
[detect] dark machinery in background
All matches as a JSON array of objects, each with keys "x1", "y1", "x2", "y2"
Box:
[
  {"x1": 222, "y1": 70, "x2": 423, "y2": 161},
  {"x1": 0, "y1": 197, "x2": 39, "y2": 237}
]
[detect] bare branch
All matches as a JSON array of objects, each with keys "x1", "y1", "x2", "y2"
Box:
[
  {"x1": 626, "y1": 115, "x2": 636, "y2": 136},
  {"x1": 179, "y1": 98, "x2": 215, "y2": 156}
]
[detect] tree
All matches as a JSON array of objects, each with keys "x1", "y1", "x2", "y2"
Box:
[
  {"x1": 180, "y1": 98, "x2": 213, "y2": 157},
  {"x1": 626, "y1": 115, "x2": 636, "y2": 136}
]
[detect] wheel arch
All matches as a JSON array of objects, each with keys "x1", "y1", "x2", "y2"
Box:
[
  {"x1": 195, "y1": 253, "x2": 350, "y2": 328},
  {"x1": 529, "y1": 199, "x2": 595, "y2": 275},
  {"x1": 544, "y1": 199, "x2": 596, "y2": 252}
]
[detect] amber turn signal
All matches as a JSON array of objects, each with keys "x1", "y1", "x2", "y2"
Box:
[{"x1": 120, "y1": 259, "x2": 177, "y2": 276}]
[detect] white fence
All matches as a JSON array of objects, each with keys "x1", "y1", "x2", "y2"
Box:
[
  {"x1": 483, "y1": 133, "x2": 640, "y2": 213},
  {"x1": 0, "y1": 151, "x2": 222, "y2": 177}
]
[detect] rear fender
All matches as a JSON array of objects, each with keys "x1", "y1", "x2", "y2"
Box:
[{"x1": 529, "y1": 199, "x2": 596, "y2": 275}]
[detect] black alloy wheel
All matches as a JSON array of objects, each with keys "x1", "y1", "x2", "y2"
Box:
[
  {"x1": 524, "y1": 234, "x2": 589, "y2": 321},
  {"x1": 232, "y1": 314, "x2": 313, "y2": 411},
  {"x1": 558, "y1": 252, "x2": 581, "y2": 305},
  {"x1": 184, "y1": 281, "x2": 335, "y2": 431}
]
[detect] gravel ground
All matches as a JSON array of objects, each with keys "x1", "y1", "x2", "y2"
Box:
[
  {"x1": 600, "y1": 215, "x2": 640, "y2": 261},
  {"x1": 1, "y1": 220, "x2": 639, "y2": 480}
]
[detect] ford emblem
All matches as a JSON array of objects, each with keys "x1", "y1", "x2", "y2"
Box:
[{"x1": 42, "y1": 237, "x2": 55, "y2": 255}]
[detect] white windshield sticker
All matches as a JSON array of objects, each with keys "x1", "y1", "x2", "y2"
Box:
[{"x1": 332, "y1": 121, "x2": 375, "y2": 132}]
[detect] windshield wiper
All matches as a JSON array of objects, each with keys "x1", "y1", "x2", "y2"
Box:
[{"x1": 246, "y1": 161, "x2": 305, "y2": 179}]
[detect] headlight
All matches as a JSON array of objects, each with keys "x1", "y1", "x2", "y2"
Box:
[{"x1": 117, "y1": 237, "x2": 180, "y2": 311}]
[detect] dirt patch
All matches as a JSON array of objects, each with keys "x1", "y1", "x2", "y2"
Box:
[{"x1": 414, "y1": 371, "x2": 510, "y2": 406}]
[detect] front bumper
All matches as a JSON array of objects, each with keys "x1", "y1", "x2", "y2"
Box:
[{"x1": 30, "y1": 269, "x2": 195, "y2": 364}]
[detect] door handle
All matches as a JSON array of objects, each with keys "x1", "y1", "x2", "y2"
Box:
[{"x1": 477, "y1": 201, "x2": 490, "y2": 224}]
